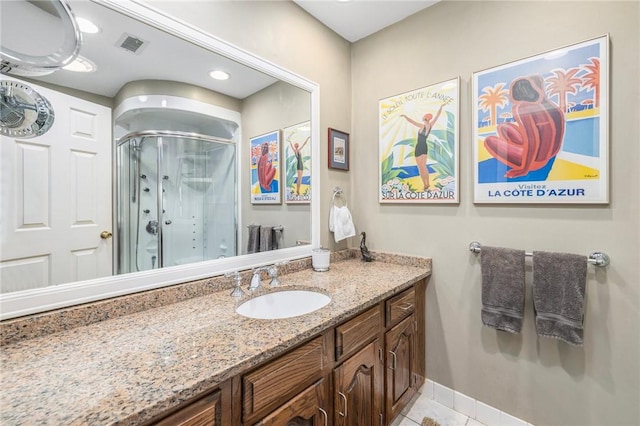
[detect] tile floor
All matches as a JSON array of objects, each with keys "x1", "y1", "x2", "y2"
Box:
[{"x1": 391, "y1": 390, "x2": 485, "y2": 426}]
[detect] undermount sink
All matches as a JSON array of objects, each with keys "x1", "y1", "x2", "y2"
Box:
[{"x1": 236, "y1": 290, "x2": 331, "y2": 319}]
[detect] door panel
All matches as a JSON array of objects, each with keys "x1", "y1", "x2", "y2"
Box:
[
  {"x1": 0, "y1": 76, "x2": 112, "y2": 292},
  {"x1": 334, "y1": 340, "x2": 383, "y2": 426},
  {"x1": 385, "y1": 314, "x2": 417, "y2": 422}
]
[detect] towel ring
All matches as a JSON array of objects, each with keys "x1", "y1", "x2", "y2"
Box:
[{"x1": 332, "y1": 186, "x2": 346, "y2": 207}]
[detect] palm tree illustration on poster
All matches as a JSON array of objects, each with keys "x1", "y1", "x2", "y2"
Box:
[
  {"x1": 472, "y1": 35, "x2": 609, "y2": 204},
  {"x1": 379, "y1": 77, "x2": 460, "y2": 203}
]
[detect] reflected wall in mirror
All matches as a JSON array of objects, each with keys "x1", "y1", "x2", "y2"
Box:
[{"x1": 0, "y1": 0, "x2": 319, "y2": 320}]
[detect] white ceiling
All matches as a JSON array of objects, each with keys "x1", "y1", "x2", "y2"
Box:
[
  {"x1": 2, "y1": 1, "x2": 278, "y2": 99},
  {"x1": 293, "y1": 0, "x2": 440, "y2": 42}
]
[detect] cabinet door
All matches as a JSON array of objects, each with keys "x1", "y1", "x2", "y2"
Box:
[
  {"x1": 385, "y1": 314, "x2": 417, "y2": 423},
  {"x1": 154, "y1": 390, "x2": 221, "y2": 426},
  {"x1": 333, "y1": 340, "x2": 384, "y2": 426},
  {"x1": 257, "y1": 379, "x2": 329, "y2": 426}
]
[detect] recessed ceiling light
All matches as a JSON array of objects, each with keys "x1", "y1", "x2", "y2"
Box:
[
  {"x1": 62, "y1": 55, "x2": 96, "y2": 73},
  {"x1": 209, "y1": 70, "x2": 230, "y2": 81},
  {"x1": 76, "y1": 17, "x2": 100, "y2": 34}
]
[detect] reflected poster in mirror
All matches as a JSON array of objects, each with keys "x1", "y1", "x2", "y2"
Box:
[
  {"x1": 284, "y1": 121, "x2": 311, "y2": 204},
  {"x1": 250, "y1": 130, "x2": 282, "y2": 204}
]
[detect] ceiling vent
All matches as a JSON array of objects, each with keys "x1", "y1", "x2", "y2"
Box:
[{"x1": 116, "y1": 33, "x2": 149, "y2": 55}]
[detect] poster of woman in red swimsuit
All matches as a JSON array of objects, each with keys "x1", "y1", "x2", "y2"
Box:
[
  {"x1": 379, "y1": 77, "x2": 459, "y2": 204},
  {"x1": 250, "y1": 130, "x2": 281, "y2": 204},
  {"x1": 472, "y1": 35, "x2": 609, "y2": 204}
]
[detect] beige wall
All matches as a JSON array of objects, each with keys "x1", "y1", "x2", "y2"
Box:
[
  {"x1": 351, "y1": 1, "x2": 639, "y2": 425},
  {"x1": 151, "y1": 0, "x2": 353, "y2": 251},
  {"x1": 241, "y1": 81, "x2": 311, "y2": 251},
  {"x1": 150, "y1": 1, "x2": 639, "y2": 424}
]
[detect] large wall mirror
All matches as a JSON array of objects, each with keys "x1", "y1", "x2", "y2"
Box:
[{"x1": 0, "y1": 0, "x2": 320, "y2": 320}]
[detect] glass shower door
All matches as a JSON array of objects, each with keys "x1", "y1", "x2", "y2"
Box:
[{"x1": 116, "y1": 131, "x2": 236, "y2": 274}]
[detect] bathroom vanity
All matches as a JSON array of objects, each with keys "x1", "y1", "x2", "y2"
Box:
[{"x1": 0, "y1": 252, "x2": 430, "y2": 425}]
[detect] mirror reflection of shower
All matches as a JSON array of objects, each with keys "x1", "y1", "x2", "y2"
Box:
[{"x1": 115, "y1": 94, "x2": 240, "y2": 273}]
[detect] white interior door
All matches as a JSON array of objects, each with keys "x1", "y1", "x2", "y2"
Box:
[{"x1": 1, "y1": 76, "x2": 112, "y2": 293}]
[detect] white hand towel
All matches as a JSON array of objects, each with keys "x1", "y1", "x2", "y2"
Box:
[
  {"x1": 332, "y1": 205, "x2": 356, "y2": 243},
  {"x1": 329, "y1": 206, "x2": 336, "y2": 232}
]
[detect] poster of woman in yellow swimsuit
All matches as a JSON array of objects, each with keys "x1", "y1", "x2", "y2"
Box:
[{"x1": 379, "y1": 78, "x2": 459, "y2": 203}]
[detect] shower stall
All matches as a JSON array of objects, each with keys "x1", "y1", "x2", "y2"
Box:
[{"x1": 116, "y1": 129, "x2": 236, "y2": 273}]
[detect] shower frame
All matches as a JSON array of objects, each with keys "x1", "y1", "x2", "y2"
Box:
[{"x1": 116, "y1": 129, "x2": 236, "y2": 273}]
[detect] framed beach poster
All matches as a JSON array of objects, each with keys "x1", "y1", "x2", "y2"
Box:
[
  {"x1": 250, "y1": 130, "x2": 281, "y2": 204},
  {"x1": 379, "y1": 77, "x2": 459, "y2": 203},
  {"x1": 472, "y1": 35, "x2": 609, "y2": 204},
  {"x1": 284, "y1": 121, "x2": 311, "y2": 204}
]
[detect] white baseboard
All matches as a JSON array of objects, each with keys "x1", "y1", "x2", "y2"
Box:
[{"x1": 424, "y1": 380, "x2": 533, "y2": 426}]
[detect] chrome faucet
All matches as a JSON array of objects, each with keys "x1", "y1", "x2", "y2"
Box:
[{"x1": 249, "y1": 267, "x2": 266, "y2": 291}]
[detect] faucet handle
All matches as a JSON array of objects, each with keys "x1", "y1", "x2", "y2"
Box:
[
  {"x1": 268, "y1": 261, "x2": 289, "y2": 287},
  {"x1": 225, "y1": 271, "x2": 244, "y2": 297}
]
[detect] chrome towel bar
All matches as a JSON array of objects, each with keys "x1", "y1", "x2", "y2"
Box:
[{"x1": 468, "y1": 241, "x2": 610, "y2": 267}]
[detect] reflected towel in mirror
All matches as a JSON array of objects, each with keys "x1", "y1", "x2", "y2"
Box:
[
  {"x1": 247, "y1": 225, "x2": 260, "y2": 254},
  {"x1": 260, "y1": 226, "x2": 274, "y2": 252}
]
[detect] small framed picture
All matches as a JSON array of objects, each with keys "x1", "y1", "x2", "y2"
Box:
[{"x1": 328, "y1": 128, "x2": 349, "y2": 171}]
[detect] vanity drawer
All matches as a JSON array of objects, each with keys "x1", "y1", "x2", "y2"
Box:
[
  {"x1": 242, "y1": 335, "x2": 327, "y2": 422},
  {"x1": 335, "y1": 305, "x2": 382, "y2": 361},
  {"x1": 386, "y1": 287, "x2": 415, "y2": 326}
]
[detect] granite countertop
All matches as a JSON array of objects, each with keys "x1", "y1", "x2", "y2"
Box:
[{"x1": 0, "y1": 255, "x2": 430, "y2": 425}]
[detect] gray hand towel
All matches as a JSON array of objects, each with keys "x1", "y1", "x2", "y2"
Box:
[
  {"x1": 247, "y1": 225, "x2": 260, "y2": 254},
  {"x1": 259, "y1": 226, "x2": 274, "y2": 252},
  {"x1": 481, "y1": 246, "x2": 526, "y2": 333},
  {"x1": 533, "y1": 251, "x2": 587, "y2": 346}
]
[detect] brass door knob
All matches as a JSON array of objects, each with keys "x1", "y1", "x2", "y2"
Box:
[{"x1": 100, "y1": 231, "x2": 113, "y2": 239}]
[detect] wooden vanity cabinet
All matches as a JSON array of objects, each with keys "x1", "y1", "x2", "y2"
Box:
[
  {"x1": 151, "y1": 279, "x2": 426, "y2": 426},
  {"x1": 333, "y1": 339, "x2": 384, "y2": 426},
  {"x1": 383, "y1": 283, "x2": 425, "y2": 425},
  {"x1": 384, "y1": 314, "x2": 417, "y2": 422},
  {"x1": 255, "y1": 378, "x2": 329, "y2": 426},
  {"x1": 240, "y1": 333, "x2": 332, "y2": 425},
  {"x1": 152, "y1": 380, "x2": 231, "y2": 426}
]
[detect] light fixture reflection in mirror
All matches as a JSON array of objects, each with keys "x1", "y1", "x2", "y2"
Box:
[
  {"x1": 0, "y1": 0, "x2": 82, "y2": 76},
  {"x1": 0, "y1": 0, "x2": 319, "y2": 320}
]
